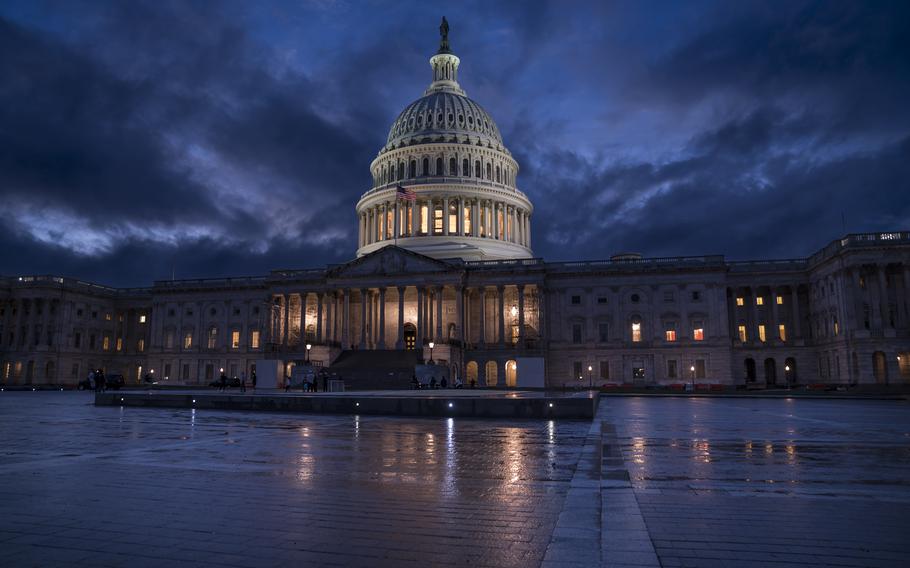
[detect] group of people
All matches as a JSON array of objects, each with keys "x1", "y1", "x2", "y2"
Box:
[
  {"x1": 88, "y1": 369, "x2": 106, "y2": 392},
  {"x1": 412, "y1": 375, "x2": 464, "y2": 390},
  {"x1": 217, "y1": 370, "x2": 256, "y2": 392},
  {"x1": 285, "y1": 372, "x2": 330, "y2": 393}
]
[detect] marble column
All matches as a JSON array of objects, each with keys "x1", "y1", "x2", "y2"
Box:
[
  {"x1": 359, "y1": 288, "x2": 368, "y2": 348},
  {"x1": 342, "y1": 289, "x2": 350, "y2": 347},
  {"x1": 497, "y1": 285, "x2": 505, "y2": 346},
  {"x1": 471, "y1": 200, "x2": 479, "y2": 237},
  {"x1": 479, "y1": 288, "x2": 487, "y2": 345},
  {"x1": 791, "y1": 286, "x2": 801, "y2": 338},
  {"x1": 878, "y1": 265, "x2": 891, "y2": 328},
  {"x1": 316, "y1": 293, "x2": 323, "y2": 343},
  {"x1": 378, "y1": 287, "x2": 386, "y2": 348},
  {"x1": 396, "y1": 286, "x2": 405, "y2": 349},
  {"x1": 517, "y1": 284, "x2": 526, "y2": 346},
  {"x1": 416, "y1": 286, "x2": 425, "y2": 348},
  {"x1": 282, "y1": 294, "x2": 290, "y2": 346},
  {"x1": 493, "y1": 202, "x2": 500, "y2": 240},
  {"x1": 393, "y1": 202, "x2": 400, "y2": 240},
  {"x1": 442, "y1": 196, "x2": 450, "y2": 236},
  {"x1": 455, "y1": 286, "x2": 464, "y2": 344},
  {"x1": 435, "y1": 286, "x2": 443, "y2": 341}
]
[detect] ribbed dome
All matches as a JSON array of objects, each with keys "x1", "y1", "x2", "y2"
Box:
[{"x1": 384, "y1": 91, "x2": 504, "y2": 151}]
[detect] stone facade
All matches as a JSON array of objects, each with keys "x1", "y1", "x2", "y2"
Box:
[{"x1": 2, "y1": 25, "x2": 909, "y2": 388}]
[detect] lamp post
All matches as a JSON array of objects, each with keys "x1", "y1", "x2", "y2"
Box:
[
  {"x1": 587, "y1": 365, "x2": 593, "y2": 389},
  {"x1": 690, "y1": 365, "x2": 695, "y2": 391},
  {"x1": 428, "y1": 341, "x2": 435, "y2": 364},
  {"x1": 306, "y1": 343, "x2": 312, "y2": 364}
]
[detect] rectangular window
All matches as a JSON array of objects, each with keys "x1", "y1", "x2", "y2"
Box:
[
  {"x1": 691, "y1": 291, "x2": 701, "y2": 301},
  {"x1": 74, "y1": 332, "x2": 81, "y2": 348},
  {"x1": 738, "y1": 325, "x2": 747, "y2": 342},
  {"x1": 833, "y1": 319, "x2": 839, "y2": 336},
  {"x1": 182, "y1": 364, "x2": 190, "y2": 380},
  {"x1": 693, "y1": 328, "x2": 704, "y2": 341},
  {"x1": 105, "y1": 313, "x2": 112, "y2": 321},
  {"x1": 231, "y1": 330, "x2": 241, "y2": 349},
  {"x1": 572, "y1": 324, "x2": 583, "y2": 344},
  {"x1": 756, "y1": 297, "x2": 764, "y2": 306},
  {"x1": 778, "y1": 324, "x2": 787, "y2": 342},
  {"x1": 758, "y1": 324, "x2": 767, "y2": 342},
  {"x1": 776, "y1": 295, "x2": 784, "y2": 305},
  {"x1": 572, "y1": 361, "x2": 582, "y2": 380},
  {"x1": 448, "y1": 204, "x2": 457, "y2": 234},
  {"x1": 165, "y1": 331, "x2": 174, "y2": 349},
  {"x1": 102, "y1": 336, "x2": 110, "y2": 351},
  {"x1": 599, "y1": 361, "x2": 609, "y2": 380},
  {"x1": 665, "y1": 329, "x2": 677, "y2": 342},
  {"x1": 598, "y1": 323, "x2": 609, "y2": 343},
  {"x1": 184, "y1": 332, "x2": 193, "y2": 349},
  {"x1": 251, "y1": 330, "x2": 261, "y2": 349},
  {"x1": 164, "y1": 363, "x2": 171, "y2": 379},
  {"x1": 736, "y1": 297, "x2": 744, "y2": 306},
  {"x1": 420, "y1": 204, "x2": 429, "y2": 234},
  {"x1": 695, "y1": 359, "x2": 706, "y2": 379},
  {"x1": 71, "y1": 363, "x2": 79, "y2": 378},
  {"x1": 597, "y1": 297, "x2": 607, "y2": 304},
  {"x1": 571, "y1": 295, "x2": 581, "y2": 305},
  {"x1": 89, "y1": 334, "x2": 96, "y2": 349},
  {"x1": 137, "y1": 338, "x2": 145, "y2": 352},
  {"x1": 433, "y1": 206, "x2": 443, "y2": 235},
  {"x1": 463, "y1": 205, "x2": 471, "y2": 235},
  {"x1": 139, "y1": 314, "x2": 147, "y2": 323},
  {"x1": 207, "y1": 328, "x2": 217, "y2": 349},
  {"x1": 116, "y1": 337, "x2": 122, "y2": 351},
  {"x1": 667, "y1": 360, "x2": 677, "y2": 378},
  {"x1": 631, "y1": 322, "x2": 641, "y2": 342}
]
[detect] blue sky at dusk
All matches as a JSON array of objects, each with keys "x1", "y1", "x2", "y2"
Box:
[{"x1": 1, "y1": 0, "x2": 908, "y2": 286}]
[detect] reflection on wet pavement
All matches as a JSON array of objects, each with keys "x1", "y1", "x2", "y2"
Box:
[{"x1": 0, "y1": 392, "x2": 589, "y2": 567}]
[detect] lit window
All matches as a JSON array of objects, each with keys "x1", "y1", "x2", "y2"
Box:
[
  {"x1": 736, "y1": 297, "x2": 744, "y2": 306},
  {"x1": 693, "y1": 328, "x2": 704, "y2": 341},
  {"x1": 102, "y1": 336, "x2": 110, "y2": 351},
  {"x1": 755, "y1": 297, "x2": 764, "y2": 306},
  {"x1": 631, "y1": 321, "x2": 642, "y2": 343},
  {"x1": 463, "y1": 205, "x2": 471, "y2": 235},
  {"x1": 420, "y1": 204, "x2": 429, "y2": 234},
  {"x1": 433, "y1": 205, "x2": 443, "y2": 235},
  {"x1": 776, "y1": 295, "x2": 784, "y2": 305},
  {"x1": 207, "y1": 327, "x2": 217, "y2": 349},
  {"x1": 778, "y1": 324, "x2": 787, "y2": 342},
  {"x1": 833, "y1": 319, "x2": 839, "y2": 336},
  {"x1": 137, "y1": 339, "x2": 145, "y2": 352},
  {"x1": 183, "y1": 332, "x2": 193, "y2": 349},
  {"x1": 231, "y1": 330, "x2": 240, "y2": 349},
  {"x1": 758, "y1": 324, "x2": 767, "y2": 342},
  {"x1": 116, "y1": 337, "x2": 122, "y2": 351},
  {"x1": 448, "y1": 203, "x2": 458, "y2": 234},
  {"x1": 251, "y1": 330, "x2": 260, "y2": 349},
  {"x1": 139, "y1": 314, "x2": 147, "y2": 323},
  {"x1": 105, "y1": 313, "x2": 112, "y2": 321},
  {"x1": 738, "y1": 325, "x2": 747, "y2": 342},
  {"x1": 665, "y1": 329, "x2": 677, "y2": 342}
]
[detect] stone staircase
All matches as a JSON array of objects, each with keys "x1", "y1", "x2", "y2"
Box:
[{"x1": 327, "y1": 349, "x2": 420, "y2": 390}]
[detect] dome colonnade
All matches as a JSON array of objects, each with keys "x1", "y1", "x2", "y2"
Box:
[{"x1": 355, "y1": 22, "x2": 533, "y2": 261}]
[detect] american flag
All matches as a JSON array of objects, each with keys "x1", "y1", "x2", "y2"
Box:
[{"x1": 396, "y1": 184, "x2": 417, "y2": 201}]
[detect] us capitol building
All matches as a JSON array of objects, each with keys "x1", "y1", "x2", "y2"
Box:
[{"x1": 2, "y1": 22, "x2": 909, "y2": 389}]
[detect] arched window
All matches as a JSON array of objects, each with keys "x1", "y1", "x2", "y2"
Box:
[
  {"x1": 207, "y1": 326, "x2": 218, "y2": 349},
  {"x1": 466, "y1": 361, "x2": 478, "y2": 385},
  {"x1": 381, "y1": 167, "x2": 386, "y2": 185},
  {"x1": 496, "y1": 165, "x2": 501, "y2": 183},
  {"x1": 409, "y1": 160, "x2": 417, "y2": 178},
  {"x1": 486, "y1": 163, "x2": 492, "y2": 179},
  {"x1": 450, "y1": 157, "x2": 457, "y2": 175},
  {"x1": 462, "y1": 158, "x2": 469, "y2": 177},
  {"x1": 475, "y1": 160, "x2": 481, "y2": 177},
  {"x1": 398, "y1": 162, "x2": 404, "y2": 181},
  {"x1": 505, "y1": 360, "x2": 517, "y2": 387},
  {"x1": 422, "y1": 158, "x2": 429, "y2": 176},
  {"x1": 630, "y1": 315, "x2": 642, "y2": 343},
  {"x1": 436, "y1": 157, "x2": 443, "y2": 175}
]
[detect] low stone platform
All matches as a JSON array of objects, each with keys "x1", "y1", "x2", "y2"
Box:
[{"x1": 94, "y1": 389, "x2": 598, "y2": 419}]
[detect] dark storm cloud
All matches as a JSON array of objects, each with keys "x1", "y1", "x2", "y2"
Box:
[{"x1": 0, "y1": 0, "x2": 908, "y2": 285}]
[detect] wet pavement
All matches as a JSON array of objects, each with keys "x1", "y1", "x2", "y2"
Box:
[
  {"x1": 0, "y1": 391, "x2": 589, "y2": 567},
  {"x1": 1, "y1": 393, "x2": 909, "y2": 567},
  {"x1": 602, "y1": 397, "x2": 910, "y2": 567}
]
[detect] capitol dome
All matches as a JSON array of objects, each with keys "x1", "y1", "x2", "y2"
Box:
[{"x1": 355, "y1": 18, "x2": 533, "y2": 261}]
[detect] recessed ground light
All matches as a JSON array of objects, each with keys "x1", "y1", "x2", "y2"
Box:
[
  {"x1": 355, "y1": 402, "x2": 360, "y2": 406},
  {"x1": 549, "y1": 403, "x2": 554, "y2": 408},
  {"x1": 448, "y1": 402, "x2": 453, "y2": 408},
  {"x1": 120, "y1": 398, "x2": 124, "y2": 402},
  {"x1": 192, "y1": 399, "x2": 196, "y2": 404}
]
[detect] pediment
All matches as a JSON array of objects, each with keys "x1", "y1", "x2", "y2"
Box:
[{"x1": 327, "y1": 246, "x2": 454, "y2": 278}]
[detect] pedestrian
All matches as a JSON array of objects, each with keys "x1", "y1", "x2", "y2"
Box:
[
  {"x1": 97, "y1": 370, "x2": 107, "y2": 392},
  {"x1": 89, "y1": 369, "x2": 98, "y2": 392},
  {"x1": 219, "y1": 371, "x2": 228, "y2": 392},
  {"x1": 240, "y1": 371, "x2": 246, "y2": 393},
  {"x1": 284, "y1": 376, "x2": 291, "y2": 392},
  {"x1": 251, "y1": 370, "x2": 257, "y2": 390},
  {"x1": 323, "y1": 373, "x2": 329, "y2": 392},
  {"x1": 440, "y1": 376, "x2": 447, "y2": 389},
  {"x1": 430, "y1": 377, "x2": 437, "y2": 389}
]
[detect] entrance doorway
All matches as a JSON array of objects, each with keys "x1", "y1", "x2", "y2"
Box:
[
  {"x1": 404, "y1": 323, "x2": 416, "y2": 350},
  {"x1": 764, "y1": 358, "x2": 777, "y2": 386},
  {"x1": 505, "y1": 360, "x2": 517, "y2": 387},
  {"x1": 873, "y1": 351, "x2": 888, "y2": 384},
  {"x1": 784, "y1": 357, "x2": 797, "y2": 385}
]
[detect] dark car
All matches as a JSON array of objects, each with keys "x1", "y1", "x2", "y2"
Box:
[
  {"x1": 208, "y1": 376, "x2": 242, "y2": 388},
  {"x1": 76, "y1": 373, "x2": 124, "y2": 390}
]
